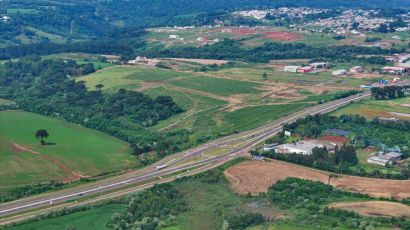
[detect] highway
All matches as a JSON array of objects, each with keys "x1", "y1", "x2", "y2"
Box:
[{"x1": 0, "y1": 91, "x2": 371, "y2": 224}]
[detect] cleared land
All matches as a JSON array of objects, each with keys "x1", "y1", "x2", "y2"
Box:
[
  {"x1": 0, "y1": 111, "x2": 135, "y2": 189},
  {"x1": 329, "y1": 201, "x2": 410, "y2": 218},
  {"x1": 225, "y1": 160, "x2": 410, "y2": 199},
  {"x1": 333, "y1": 97, "x2": 410, "y2": 120}
]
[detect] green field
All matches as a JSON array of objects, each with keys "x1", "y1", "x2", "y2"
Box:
[
  {"x1": 333, "y1": 97, "x2": 410, "y2": 120},
  {"x1": 169, "y1": 76, "x2": 263, "y2": 96},
  {"x1": 6, "y1": 204, "x2": 125, "y2": 230},
  {"x1": 0, "y1": 111, "x2": 136, "y2": 188}
]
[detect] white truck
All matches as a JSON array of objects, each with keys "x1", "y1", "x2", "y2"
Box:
[{"x1": 155, "y1": 164, "x2": 168, "y2": 170}]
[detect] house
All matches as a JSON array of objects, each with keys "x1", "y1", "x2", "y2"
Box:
[
  {"x1": 263, "y1": 143, "x2": 278, "y2": 152},
  {"x1": 350, "y1": 66, "x2": 365, "y2": 73},
  {"x1": 284, "y1": 66, "x2": 301, "y2": 73},
  {"x1": 169, "y1": 34, "x2": 179, "y2": 39},
  {"x1": 274, "y1": 141, "x2": 321, "y2": 155},
  {"x1": 332, "y1": 69, "x2": 348, "y2": 76},
  {"x1": 367, "y1": 155, "x2": 393, "y2": 166},
  {"x1": 385, "y1": 152, "x2": 402, "y2": 161},
  {"x1": 382, "y1": 66, "x2": 406, "y2": 75},
  {"x1": 309, "y1": 62, "x2": 331, "y2": 69},
  {"x1": 297, "y1": 66, "x2": 314, "y2": 73}
]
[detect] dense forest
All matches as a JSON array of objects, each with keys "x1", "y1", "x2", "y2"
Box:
[{"x1": 0, "y1": 56, "x2": 190, "y2": 164}]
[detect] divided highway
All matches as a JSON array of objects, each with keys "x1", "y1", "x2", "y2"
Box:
[{"x1": 0, "y1": 91, "x2": 371, "y2": 224}]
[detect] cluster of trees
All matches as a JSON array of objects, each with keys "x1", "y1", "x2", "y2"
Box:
[
  {"x1": 0, "y1": 181, "x2": 64, "y2": 203},
  {"x1": 108, "y1": 184, "x2": 187, "y2": 230},
  {"x1": 226, "y1": 213, "x2": 265, "y2": 230},
  {"x1": 145, "y1": 39, "x2": 402, "y2": 63},
  {"x1": 0, "y1": 28, "x2": 146, "y2": 60},
  {"x1": 0, "y1": 56, "x2": 189, "y2": 162},
  {"x1": 263, "y1": 145, "x2": 358, "y2": 174},
  {"x1": 371, "y1": 85, "x2": 410, "y2": 100}
]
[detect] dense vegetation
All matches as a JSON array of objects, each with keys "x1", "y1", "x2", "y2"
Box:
[
  {"x1": 108, "y1": 184, "x2": 188, "y2": 230},
  {"x1": 0, "y1": 182, "x2": 64, "y2": 203},
  {"x1": 0, "y1": 56, "x2": 189, "y2": 163},
  {"x1": 263, "y1": 145, "x2": 359, "y2": 175},
  {"x1": 268, "y1": 178, "x2": 410, "y2": 229},
  {"x1": 146, "y1": 39, "x2": 401, "y2": 63},
  {"x1": 371, "y1": 85, "x2": 410, "y2": 100},
  {"x1": 263, "y1": 114, "x2": 410, "y2": 179}
]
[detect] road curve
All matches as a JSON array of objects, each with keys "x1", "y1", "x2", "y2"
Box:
[{"x1": 0, "y1": 92, "x2": 370, "y2": 222}]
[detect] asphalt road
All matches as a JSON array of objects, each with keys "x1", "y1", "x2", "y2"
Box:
[{"x1": 0, "y1": 91, "x2": 371, "y2": 223}]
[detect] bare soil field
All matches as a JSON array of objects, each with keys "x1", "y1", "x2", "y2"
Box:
[
  {"x1": 162, "y1": 58, "x2": 229, "y2": 65},
  {"x1": 329, "y1": 201, "x2": 410, "y2": 218},
  {"x1": 262, "y1": 31, "x2": 303, "y2": 41},
  {"x1": 224, "y1": 161, "x2": 410, "y2": 199}
]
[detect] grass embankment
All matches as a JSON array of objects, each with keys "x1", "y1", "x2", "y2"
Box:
[{"x1": 0, "y1": 111, "x2": 135, "y2": 189}]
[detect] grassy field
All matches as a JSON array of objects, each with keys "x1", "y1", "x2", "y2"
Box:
[
  {"x1": 6, "y1": 204, "x2": 125, "y2": 230},
  {"x1": 0, "y1": 111, "x2": 136, "y2": 188},
  {"x1": 333, "y1": 97, "x2": 410, "y2": 120},
  {"x1": 169, "y1": 76, "x2": 263, "y2": 96}
]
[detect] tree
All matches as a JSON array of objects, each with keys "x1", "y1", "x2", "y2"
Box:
[
  {"x1": 262, "y1": 72, "x2": 268, "y2": 80},
  {"x1": 95, "y1": 83, "x2": 104, "y2": 92},
  {"x1": 35, "y1": 129, "x2": 49, "y2": 145}
]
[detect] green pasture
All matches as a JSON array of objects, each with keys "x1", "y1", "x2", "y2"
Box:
[
  {"x1": 169, "y1": 76, "x2": 263, "y2": 96},
  {"x1": 0, "y1": 111, "x2": 135, "y2": 187}
]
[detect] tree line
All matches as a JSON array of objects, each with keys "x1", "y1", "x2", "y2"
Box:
[{"x1": 371, "y1": 85, "x2": 410, "y2": 100}]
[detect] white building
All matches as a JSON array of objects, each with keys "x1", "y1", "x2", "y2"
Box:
[
  {"x1": 263, "y1": 143, "x2": 278, "y2": 152},
  {"x1": 332, "y1": 69, "x2": 348, "y2": 76},
  {"x1": 367, "y1": 155, "x2": 393, "y2": 166},
  {"x1": 284, "y1": 66, "x2": 301, "y2": 73},
  {"x1": 275, "y1": 141, "x2": 321, "y2": 155}
]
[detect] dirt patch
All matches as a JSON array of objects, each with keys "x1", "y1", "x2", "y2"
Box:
[
  {"x1": 262, "y1": 31, "x2": 303, "y2": 41},
  {"x1": 329, "y1": 201, "x2": 410, "y2": 218},
  {"x1": 13, "y1": 143, "x2": 82, "y2": 182},
  {"x1": 258, "y1": 85, "x2": 305, "y2": 101},
  {"x1": 224, "y1": 161, "x2": 410, "y2": 199},
  {"x1": 161, "y1": 58, "x2": 229, "y2": 66}
]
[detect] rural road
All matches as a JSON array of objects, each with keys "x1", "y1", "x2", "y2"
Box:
[{"x1": 0, "y1": 91, "x2": 371, "y2": 224}]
